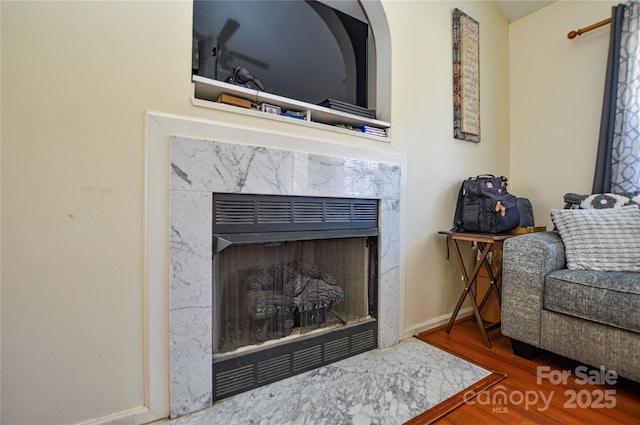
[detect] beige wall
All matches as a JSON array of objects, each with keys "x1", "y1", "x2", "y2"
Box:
[
  {"x1": 1, "y1": 3, "x2": 193, "y2": 423},
  {"x1": 0, "y1": 0, "x2": 611, "y2": 424},
  {"x1": 509, "y1": 0, "x2": 617, "y2": 229},
  {"x1": 385, "y1": 0, "x2": 510, "y2": 334}
]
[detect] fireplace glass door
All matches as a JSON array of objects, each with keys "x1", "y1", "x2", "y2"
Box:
[{"x1": 213, "y1": 237, "x2": 374, "y2": 355}]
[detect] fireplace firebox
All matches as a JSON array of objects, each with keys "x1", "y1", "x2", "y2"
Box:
[{"x1": 211, "y1": 193, "x2": 379, "y2": 400}]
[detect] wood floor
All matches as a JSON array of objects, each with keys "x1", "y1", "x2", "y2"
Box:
[{"x1": 414, "y1": 318, "x2": 640, "y2": 424}]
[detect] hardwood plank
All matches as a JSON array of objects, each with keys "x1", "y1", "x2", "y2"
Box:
[{"x1": 413, "y1": 318, "x2": 640, "y2": 424}]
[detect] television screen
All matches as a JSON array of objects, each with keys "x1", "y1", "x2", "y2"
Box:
[{"x1": 192, "y1": 0, "x2": 369, "y2": 108}]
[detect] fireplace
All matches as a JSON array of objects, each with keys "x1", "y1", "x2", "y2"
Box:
[
  {"x1": 145, "y1": 113, "x2": 405, "y2": 418},
  {"x1": 211, "y1": 193, "x2": 379, "y2": 399}
]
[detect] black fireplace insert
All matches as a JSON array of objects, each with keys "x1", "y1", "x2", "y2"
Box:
[{"x1": 211, "y1": 193, "x2": 379, "y2": 400}]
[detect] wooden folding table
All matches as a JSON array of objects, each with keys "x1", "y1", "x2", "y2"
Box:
[{"x1": 439, "y1": 231, "x2": 515, "y2": 347}]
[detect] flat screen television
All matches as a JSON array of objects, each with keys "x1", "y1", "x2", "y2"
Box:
[{"x1": 192, "y1": 0, "x2": 370, "y2": 108}]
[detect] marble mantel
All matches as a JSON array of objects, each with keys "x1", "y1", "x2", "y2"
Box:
[{"x1": 144, "y1": 112, "x2": 407, "y2": 419}]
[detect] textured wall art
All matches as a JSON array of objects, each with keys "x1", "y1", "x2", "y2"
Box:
[{"x1": 453, "y1": 8, "x2": 480, "y2": 143}]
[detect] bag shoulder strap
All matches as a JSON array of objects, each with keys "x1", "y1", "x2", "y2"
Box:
[
  {"x1": 475, "y1": 174, "x2": 496, "y2": 180},
  {"x1": 452, "y1": 182, "x2": 466, "y2": 231}
]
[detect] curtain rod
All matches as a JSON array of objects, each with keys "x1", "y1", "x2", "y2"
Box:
[{"x1": 567, "y1": 17, "x2": 612, "y2": 39}]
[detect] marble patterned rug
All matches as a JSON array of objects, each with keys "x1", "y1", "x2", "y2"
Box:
[{"x1": 156, "y1": 337, "x2": 502, "y2": 425}]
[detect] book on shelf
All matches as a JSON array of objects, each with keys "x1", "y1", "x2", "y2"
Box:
[
  {"x1": 283, "y1": 110, "x2": 311, "y2": 121},
  {"x1": 217, "y1": 93, "x2": 251, "y2": 109},
  {"x1": 359, "y1": 125, "x2": 387, "y2": 137}
]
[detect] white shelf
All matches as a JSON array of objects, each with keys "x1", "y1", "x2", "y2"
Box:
[{"x1": 192, "y1": 75, "x2": 390, "y2": 138}]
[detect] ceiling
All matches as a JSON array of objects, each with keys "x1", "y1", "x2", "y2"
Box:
[{"x1": 495, "y1": 0, "x2": 556, "y2": 22}]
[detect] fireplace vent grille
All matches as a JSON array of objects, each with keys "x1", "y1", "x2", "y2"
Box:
[
  {"x1": 215, "y1": 364, "x2": 254, "y2": 396},
  {"x1": 324, "y1": 336, "x2": 350, "y2": 361},
  {"x1": 351, "y1": 329, "x2": 376, "y2": 352},
  {"x1": 257, "y1": 355, "x2": 290, "y2": 383},
  {"x1": 293, "y1": 346, "x2": 323, "y2": 372},
  {"x1": 213, "y1": 193, "x2": 378, "y2": 234},
  {"x1": 213, "y1": 320, "x2": 377, "y2": 401}
]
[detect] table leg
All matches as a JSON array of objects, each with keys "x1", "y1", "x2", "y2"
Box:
[
  {"x1": 445, "y1": 238, "x2": 494, "y2": 347},
  {"x1": 477, "y1": 245, "x2": 503, "y2": 313}
]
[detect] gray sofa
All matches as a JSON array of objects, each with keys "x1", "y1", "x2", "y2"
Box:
[{"x1": 501, "y1": 194, "x2": 640, "y2": 383}]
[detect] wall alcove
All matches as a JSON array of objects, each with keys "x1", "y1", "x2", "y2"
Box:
[{"x1": 190, "y1": 0, "x2": 392, "y2": 140}]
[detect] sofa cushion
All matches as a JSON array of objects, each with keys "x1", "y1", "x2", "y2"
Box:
[
  {"x1": 550, "y1": 205, "x2": 640, "y2": 272},
  {"x1": 544, "y1": 269, "x2": 640, "y2": 333}
]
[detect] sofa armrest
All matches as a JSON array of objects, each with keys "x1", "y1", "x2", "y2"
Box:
[{"x1": 501, "y1": 232, "x2": 566, "y2": 347}]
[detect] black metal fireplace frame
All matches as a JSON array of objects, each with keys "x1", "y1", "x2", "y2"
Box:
[{"x1": 211, "y1": 193, "x2": 380, "y2": 401}]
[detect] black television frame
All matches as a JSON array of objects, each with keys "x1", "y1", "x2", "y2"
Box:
[{"x1": 192, "y1": 0, "x2": 370, "y2": 108}]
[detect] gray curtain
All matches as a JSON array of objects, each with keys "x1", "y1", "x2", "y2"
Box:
[{"x1": 593, "y1": 1, "x2": 640, "y2": 194}]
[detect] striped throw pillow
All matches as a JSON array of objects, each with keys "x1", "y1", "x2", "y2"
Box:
[{"x1": 550, "y1": 205, "x2": 640, "y2": 272}]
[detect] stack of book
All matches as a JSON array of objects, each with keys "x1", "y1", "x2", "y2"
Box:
[
  {"x1": 318, "y1": 98, "x2": 376, "y2": 119},
  {"x1": 359, "y1": 125, "x2": 386, "y2": 137}
]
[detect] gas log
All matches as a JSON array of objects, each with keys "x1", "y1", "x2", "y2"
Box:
[{"x1": 245, "y1": 261, "x2": 344, "y2": 336}]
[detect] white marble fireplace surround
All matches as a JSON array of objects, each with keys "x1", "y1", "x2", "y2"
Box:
[{"x1": 144, "y1": 112, "x2": 407, "y2": 419}]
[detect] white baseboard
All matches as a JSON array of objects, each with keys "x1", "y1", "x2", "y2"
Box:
[
  {"x1": 401, "y1": 307, "x2": 474, "y2": 340},
  {"x1": 74, "y1": 406, "x2": 162, "y2": 425}
]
